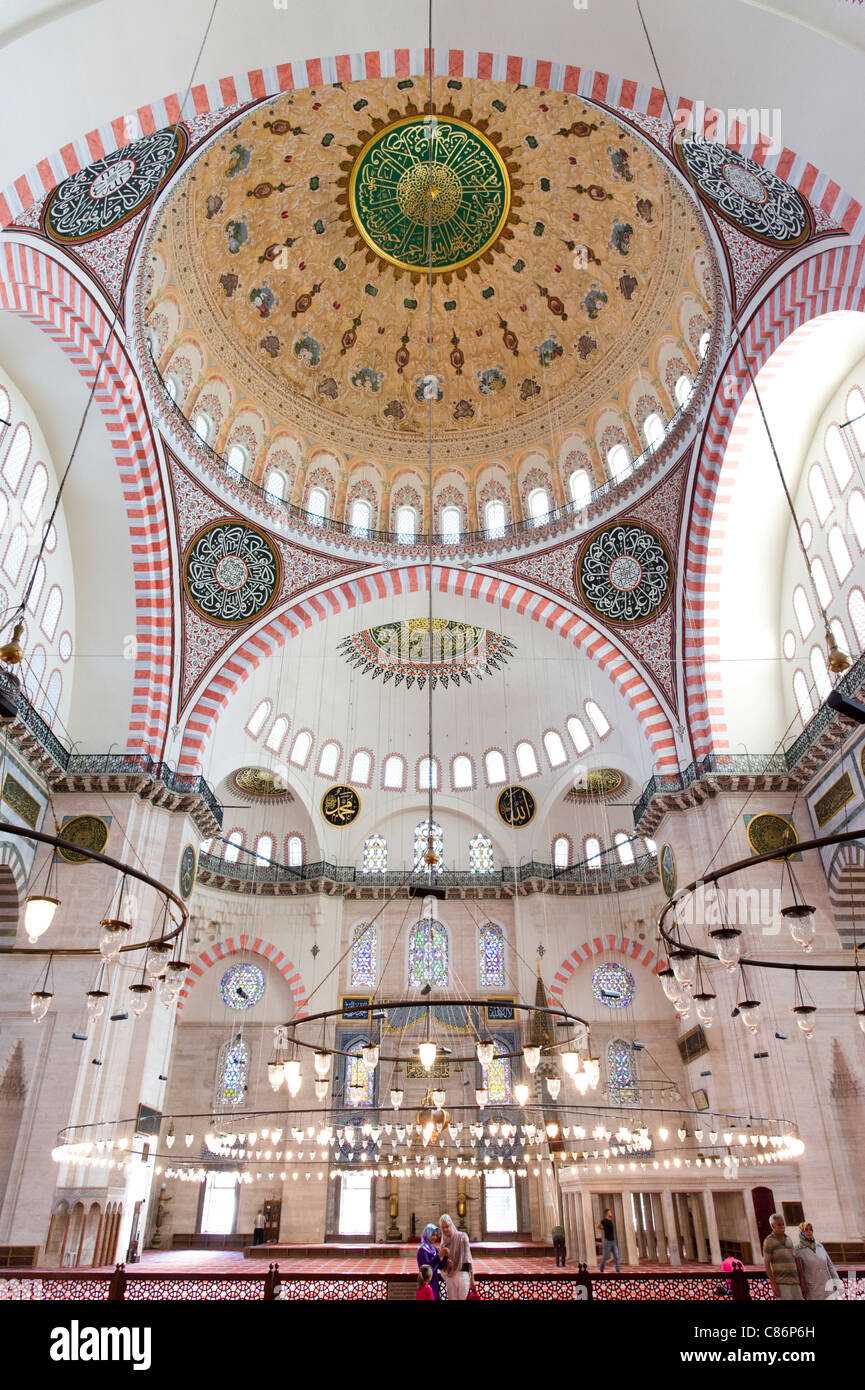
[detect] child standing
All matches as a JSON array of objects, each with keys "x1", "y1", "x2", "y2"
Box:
[{"x1": 416, "y1": 1264, "x2": 435, "y2": 1300}]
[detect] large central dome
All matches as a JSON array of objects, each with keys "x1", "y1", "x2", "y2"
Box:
[{"x1": 146, "y1": 76, "x2": 714, "y2": 464}]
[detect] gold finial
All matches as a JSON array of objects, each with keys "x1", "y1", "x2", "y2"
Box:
[
  {"x1": 0, "y1": 621, "x2": 24, "y2": 666},
  {"x1": 826, "y1": 628, "x2": 851, "y2": 675}
]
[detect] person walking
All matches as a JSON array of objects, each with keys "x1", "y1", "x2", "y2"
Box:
[
  {"x1": 795, "y1": 1221, "x2": 841, "y2": 1300},
  {"x1": 597, "y1": 1209, "x2": 621, "y2": 1273},
  {"x1": 763, "y1": 1213, "x2": 805, "y2": 1300}
]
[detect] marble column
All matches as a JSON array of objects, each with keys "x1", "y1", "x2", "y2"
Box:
[
  {"x1": 621, "y1": 1192, "x2": 639, "y2": 1267},
  {"x1": 701, "y1": 1188, "x2": 723, "y2": 1265},
  {"x1": 661, "y1": 1189, "x2": 681, "y2": 1266},
  {"x1": 743, "y1": 1188, "x2": 763, "y2": 1266},
  {"x1": 581, "y1": 1190, "x2": 597, "y2": 1267},
  {"x1": 563, "y1": 1191, "x2": 580, "y2": 1262}
]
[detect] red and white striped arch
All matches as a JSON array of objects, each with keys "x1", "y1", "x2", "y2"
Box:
[
  {"x1": 176, "y1": 935, "x2": 308, "y2": 1017},
  {"x1": 2, "y1": 49, "x2": 860, "y2": 235},
  {"x1": 177, "y1": 563, "x2": 678, "y2": 776},
  {"x1": 0, "y1": 241, "x2": 175, "y2": 757},
  {"x1": 548, "y1": 934, "x2": 665, "y2": 1003},
  {"x1": 682, "y1": 243, "x2": 865, "y2": 759}
]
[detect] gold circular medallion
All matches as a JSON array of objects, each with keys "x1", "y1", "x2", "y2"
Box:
[
  {"x1": 321, "y1": 785, "x2": 361, "y2": 827},
  {"x1": 497, "y1": 784, "x2": 536, "y2": 828},
  {"x1": 659, "y1": 844, "x2": 677, "y2": 899},
  {"x1": 746, "y1": 813, "x2": 798, "y2": 860},
  {"x1": 56, "y1": 815, "x2": 110, "y2": 865}
]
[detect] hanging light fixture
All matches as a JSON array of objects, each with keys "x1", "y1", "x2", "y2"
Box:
[
  {"x1": 582, "y1": 1055, "x2": 600, "y2": 1089},
  {"x1": 313, "y1": 1050, "x2": 332, "y2": 1079},
  {"x1": 475, "y1": 1039, "x2": 495, "y2": 1067},
  {"x1": 99, "y1": 919, "x2": 132, "y2": 960},
  {"x1": 792, "y1": 971, "x2": 817, "y2": 1039},
  {"x1": 669, "y1": 946, "x2": 697, "y2": 987},
  {"x1": 545, "y1": 1075, "x2": 561, "y2": 1100},
  {"x1": 390, "y1": 1087, "x2": 404, "y2": 1109},
  {"x1": 692, "y1": 957, "x2": 717, "y2": 1027},
  {"x1": 514, "y1": 1082, "x2": 530, "y2": 1106},
  {"x1": 418, "y1": 1040, "x2": 437, "y2": 1071},
  {"x1": 24, "y1": 892, "x2": 60, "y2": 945},
  {"x1": 475, "y1": 1087, "x2": 488, "y2": 1108},
  {"x1": 129, "y1": 979, "x2": 153, "y2": 1017},
  {"x1": 709, "y1": 926, "x2": 742, "y2": 970},
  {"x1": 147, "y1": 944, "x2": 170, "y2": 979},
  {"x1": 780, "y1": 860, "x2": 817, "y2": 952},
  {"x1": 30, "y1": 989, "x2": 53, "y2": 1022},
  {"x1": 736, "y1": 966, "x2": 761, "y2": 1033},
  {"x1": 658, "y1": 967, "x2": 683, "y2": 1003},
  {"x1": 361, "y1": 1042, "x2": 380, "y2": 1071},
  {"x1": 560, "y1": 1049, "x2": 580, "y2": 1076},
  {"x1": 523, "y1": 1044, "x2": 541, "y2": 1073}
]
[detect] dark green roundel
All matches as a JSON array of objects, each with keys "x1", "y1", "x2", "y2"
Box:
[
  {"x1": 349, "y1": 115, "x2": 510, "y2": 272},
  {"x1": 179, "y1": 844, "x2": 197, "y2": 901}
]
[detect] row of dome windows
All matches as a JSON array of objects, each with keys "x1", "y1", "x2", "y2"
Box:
[{"x1": 245, "y1": 698, "x2": 612, "y2": 789}]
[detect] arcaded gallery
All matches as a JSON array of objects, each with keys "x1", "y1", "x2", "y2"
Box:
[{"x1": 0, "y1": 0, "x2": 864, "y2": 1313}]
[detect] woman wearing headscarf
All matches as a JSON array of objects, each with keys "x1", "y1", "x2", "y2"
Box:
[
  {"x1": 795, "y1": 1220, "x2": 841, "y2": 1300},
  {"x1": 439, "y1": 1213, "x2": 476, "y2": 1301},
  {"x1": 416, "y1": 1223, "x2": 443, "y2": 1300}
]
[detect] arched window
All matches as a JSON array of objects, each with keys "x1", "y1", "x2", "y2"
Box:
[
  {"x1": 21, "y1": 463, "x2": 48, "y2": 524},
  {"x1": 345, "y1": 1044, "x2": 375, "y2": 1107},
  {"x1": 41, "y1": 585, "x2": 62, "y2": 641},
  {"x1": 287, "y1": 835, "x2": 303, "y2": 868},
  {"x1": 414, "y1": 820, "x2": 443, "y2": 875},
  {"x1": 452, "y1": 754, "x2": 473, "y2": 790},
  {"x1": 350, "y1": 750, "x2": 372, "y2": 785},
  {"x1": 515, "y1": 741, "x2": 539, "y2": 777},
  {"x1": 482, "y1": 1047, "x2": 512, "y2": 1104},
  {"x1": 698, "y1": 330, "x2": 710, "y2": 360},
  {"x1": 567, "y1": 716, "x2": 591, "y2": 753},
  {"x1": 848, "y1": 491, "x2": 865, "y2": 549},
  {"x1": 441, "y1": 505, "x2": 461, "y2": 543},
  {"x1": 2, "y1": 525, "x2": 27, "y2": 583},
  {"x1": 553, "y1": 835, "x2": 570, "y2": 870},
  {"x1": 607, "y1": 444, "x2": 632, "y2": 482},
  {"x1": 265, "y1": 715, "x2": 289, "y2": 753},
  {"x1": 23, "y1": 644, "x2": 46, "y2": 702},
  {"x1": 585, "y1": 700, "x2": 610, "y2": 736},
  {"x1": 607, "y1": 1039, "x2": 639, "y2": 1104},
  {"x1": 810, "y1": 557, "x2": 832, "y2": 608},
  {"x1": 255, "y1": 834, "x2": 274, "y2": 866},
  {"x1": 289, "y1": 730, "x2": 312, "y2": 767},
  {"x1": 246, "y1": 699, "x2": 271, "y2": 736},
  {"x1": 826, "y1": 425, "x2": 852, "y2": 491},
  {"x1": 528, "y1": 487, "x2": 550, "y2": 525},
  {"x1": 383, "y1": 754, "x2": 405, "y2": 790},
  {"x1": 847, "y1": 388, "x2": 865, "y2": 453},
  {"x1": 642, "y1": 412, "x2": 665, "y2": 452},
  {"x1": 215, "y1": 1036, "x2": 249, "y2": 1108},
  {"x1": 418, "y1": 757, "x2": 439, "y2": 790},
  {"x1": 478, "y1": 917, "x2": 506, "y2": 984},
  {"x1": 484, "y1": 749, "x2": 507, "y2": 785},
  {"x1": 2, "y1": 424, "x2": 30, "y2": 491},
  {"x1": 42, "y1": 670, "x2": 61, "y2": 725},
  {"x1": 543, "y1": 730, "x2": 567, "y2": 767},
  {"x1": 810, "y1": 646, "x2": 832, "y2": 704},
  {"x1": 193, "y1": 412, "x2": 213, "y2": 444},
  {"x1": 469, "y1": 834, "x2": 495, "y2": 876},
  {"x1": 408, "y1": 917, "x2": 448, "y2": 986},
  {"x1": 396, "y1": 506, "x2": 417, "y2": 542},
  {"x1": 848, "y1": 588, "x2": 865, "y2": 648},
  {"x1": 793, "y1": 670, "x2": 813, "y2": 724},
  {"x1": 674, "y1": 374, "x2": 693, "y2": 408},
  {"x1": 361, "y1": 835, "x2": 387, "y2": 875},
  {"x1": 350, "y1": 498, "x2": 372, "y2": 533},
  {"x1": 644, "y1": 837, "x2": 657, "y2": 855},
  {"x1": 25, "y1": 557, "x2": 45, "y2": 612},
  {"x1": 800, "y1": 519, "x2": 812, "y2": 549},
  {"x1": 226, "y1": 444, "x2": 248, "y2": 474},
  {"x1": 485, "y1": 499, "x2": 506, "y2": 536},
  {"x1": 224, "y1": 831, "x2": 244, "y2": 864},
  {"x1": 793, "y1": 585, "x2": 814, "y2": 639},
  {"x1": 307, "y1": 487, "x2": 328, "y2": 522},
  {"x1": 828, "y1": 526, "x2": 853, "y2": 583},
  {"x1": 782, "y1": 630, "x2": 795, "y2": 660},
  {"x1": 585, "y1": 837, "x2": 603, "y2": 870},
  {"x1": 569, "y1": 468, "x2": 592, "y2": 510},
  {"x1": 350, "y1": 922, "x2": 377, "y2": 986},
  {"x1": 808, "y1": 464, "x2": 832, "y2": 524},
  {"x1": 317, "y1": 741, "x2": 340, "y2": 777},
  {"x1": 614, "y1": 832, "x2": 635, "y2": 865},
  {"x1": 264, "y1": 470, "x2": 286, "y2": 501}
]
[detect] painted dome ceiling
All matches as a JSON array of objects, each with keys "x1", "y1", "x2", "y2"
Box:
[{"x1": 146, "y1": 76, "x2": 715, "y2": 465}]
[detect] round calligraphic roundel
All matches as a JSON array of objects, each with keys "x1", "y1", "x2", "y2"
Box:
[
  {"x1": 183, "y1": 520, "x2": 281, "y2": 626},
  {"x1": 659, "y1": 843, "x2": 677, "y2": 900},
  {"x1": 350, "y1": 115, "x2": 511, "y2": 272},
  {"x1": 746, "y1": 813, "x2": 799, "y2": 860},
  {"x1": 179, "y1": 844, "x2": 197, "y2": 901},
  {"x1": 576, "y1": 522, "x2": 673, "y2": 625},
  {"x1": 56, "y1": 815, "x2": 110, "y2": 864},
  {"x1": 496, "y1": 784, "x2": 536, "y2": 828},
  {"x1": 43, "y1": 128, "x2": 187, "y2": 244},
  {"x1": 321, "y1": 784, "x2": 362, "y2": 827},
  {"x1": 674, "y1": 137, "x2": 812, "y2": 247}
]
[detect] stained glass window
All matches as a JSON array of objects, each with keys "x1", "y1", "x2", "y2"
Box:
[
  {"x1": 215, "y1": 1036, "x2": 249, "y2": 1108},
  {"x1": 592, "y1": 963, "x2": 636, "y2": 1009},
  {"x1": 362, "y1": 834, "x2": 387, "y2": 875},
  {"x1": 479, "y1": 923, "x2": 506, "y2": 988},
  {"x1": 345, "y1": 1044, "x2": 374, "y2": 1107},
  {"x1": 414, "y1": 820, "x2": 443, "y2": 875},
  {"x1": 607, "y1": 1038, "x2": 639, "y2": 1104},
  {"x1": 483, "y1": 1048, "x2": 512, "y2": 1104},
  {"x1": 220, "y1": 963, "x2": 265, "y2": 1010},
  {"x1": 350, "y1": 921, "x2": 376, "y2": 987},
  {"x1": 408, "y1": 917, "x2": 448, "y2": 987},
  {"x1": 469, "y1": 834, "x2": 495, "y2": 875}
]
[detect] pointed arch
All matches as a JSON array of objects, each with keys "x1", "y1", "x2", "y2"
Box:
[{"x1": 176, "y1": 935, "x2": 307, "y2": 1016}]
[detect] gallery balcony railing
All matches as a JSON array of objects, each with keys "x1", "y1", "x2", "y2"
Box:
[
  {"x1": 632, "y1": 651, "x2": 865, "y2": 826},
  {"x1": 151, "y1": 356, "x2": 695, "y2": 554}
]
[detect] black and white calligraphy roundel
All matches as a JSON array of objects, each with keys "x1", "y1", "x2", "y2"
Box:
[
  {"x1": 575, "y1": 521, "x2": 672, "y2": 626},
  {"x1": 183, "y1": 520, "x2": 281, "y2": 626},
  {"x1": 43, "y1": 128, "x2": 186, "y2": 244}
]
